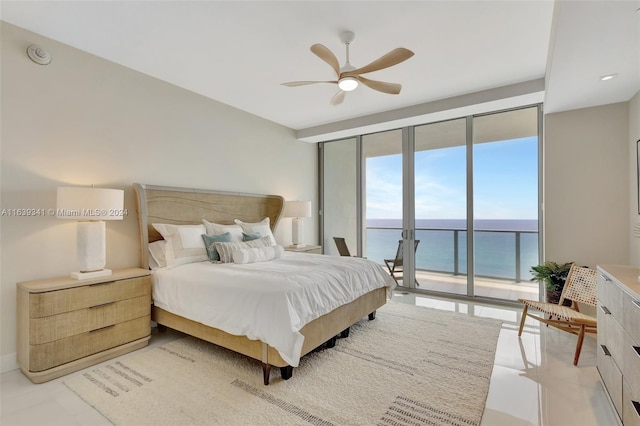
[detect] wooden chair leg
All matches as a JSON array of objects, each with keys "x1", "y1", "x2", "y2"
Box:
[
  {"x1": 518, "y1": 305, "x2": 528, "y2": 336},
  {"x1": 573, "y1": 324, "x2": 586, "y2": 366}
]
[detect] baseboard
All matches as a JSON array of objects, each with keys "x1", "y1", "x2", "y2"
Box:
[{"x1": 1, "y1": 352, "x2": 18, "y2": 373}]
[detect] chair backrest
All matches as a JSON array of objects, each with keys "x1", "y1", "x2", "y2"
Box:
[
  {"x1": 559, "y1": 264, "x2": 598, "y2": 307},
  {"x1": 391, "y1": 239, "x2": 421, "y2": 262},
  {"x1": 333, "y1": 237, "x2": 352, "y2": 256}
]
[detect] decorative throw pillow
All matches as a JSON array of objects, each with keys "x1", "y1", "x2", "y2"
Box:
[
  {"x1": 202, "y1": 219, "x2": 243, "y2": 242},
  {"x1": 214, "y1": 236, "x2": 272, "y2": 263},
  {"x1": 233, "y1": 245, "x2": 284, "y2": 264},
  {"x1": 234, "y1": 218, "x2": 276, "y2": 246},
  {"x1": 152, "y1": 223, "x2": 208, "y2": 268},
  {"x1": 201, "y1": 232, "x2": 232, "y2": 262},
  {"x1": 242, "y1": 232, "x2": 261, "y2": 241},
  {"x1": 148, "y1": 240, "x2": 168, "y2": 269}
]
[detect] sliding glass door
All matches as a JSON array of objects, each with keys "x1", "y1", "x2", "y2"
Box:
[
  {"x1": 413, "y1": 118, "x2": 468, "y2": 294},
  {"x1": 320, "y1": 105, "x2": 541, "y2": 302},
  {"x1": 472, "y1": 107, "x2": 540, "y2": 301}
]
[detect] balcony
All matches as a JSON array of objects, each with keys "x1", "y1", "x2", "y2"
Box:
[{"x1": 366, "y1": 225, "x2": 540, "y2": 302}]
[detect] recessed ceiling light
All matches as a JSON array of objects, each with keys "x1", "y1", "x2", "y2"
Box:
[{"x1": 600, "y1": 74, "x2": 618, "y2": 81}]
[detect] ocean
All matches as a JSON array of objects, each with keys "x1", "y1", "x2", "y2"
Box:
[{"x1": 365, "y1": 219, "x2": 539, "y2": 281}]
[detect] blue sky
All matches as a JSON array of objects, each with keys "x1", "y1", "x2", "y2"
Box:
[{"x1": 366, "y1": 136, "x2": 538, "y2": 220}]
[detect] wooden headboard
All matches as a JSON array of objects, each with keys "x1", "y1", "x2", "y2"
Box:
[{"x1": 133, "y1": 183, "x2": 284, "y2": 269}]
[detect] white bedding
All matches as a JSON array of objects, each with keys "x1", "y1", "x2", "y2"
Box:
[{"x1": 152, "y1": 252, "x2": 396, "y2": 366}]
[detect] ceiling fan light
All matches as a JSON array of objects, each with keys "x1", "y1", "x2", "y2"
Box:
[{"x1": 338, "y1": 77, "x2": 358, "y2": 92}]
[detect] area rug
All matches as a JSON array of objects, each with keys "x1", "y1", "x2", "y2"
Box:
[{"x1": 65, "y1": 301, "x2": 502, "y2": 426}]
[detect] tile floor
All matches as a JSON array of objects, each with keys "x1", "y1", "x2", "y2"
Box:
[{"x1": 1, "y1": 291, "x2": 620, "y2": 426}]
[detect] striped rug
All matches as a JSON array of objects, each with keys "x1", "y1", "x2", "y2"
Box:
[{"x1": 65, "y1": 301, "x2": 501, "y2": 425}]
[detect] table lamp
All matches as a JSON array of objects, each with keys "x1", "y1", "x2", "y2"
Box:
[
  {"x1": 283, "y1": 200, "x2": 312, "y2": 248},
  {"x1": 57, "y1": 186, "x2": 124, "y2": 279}
]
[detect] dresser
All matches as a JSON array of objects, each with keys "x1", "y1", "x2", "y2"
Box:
[
  {"x1": 597, "y1": 265, "x2": 640, "y2": 425},
  {"x1": 17, "y1": 268, "x2": 152, "y2": 383}
]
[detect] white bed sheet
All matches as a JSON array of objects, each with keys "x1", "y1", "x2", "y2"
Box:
[{"x1": 152, "y1": 252, "x2": 396, "y2": 366}]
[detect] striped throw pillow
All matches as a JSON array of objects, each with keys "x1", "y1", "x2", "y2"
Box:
[{"x1": 214, "y1": 236, "x2": 271, "y2": 263}]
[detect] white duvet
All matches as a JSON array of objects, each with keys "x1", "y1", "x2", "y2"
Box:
[{"x1": 152, "y1": 252, "x2": 395, "y2": 367}]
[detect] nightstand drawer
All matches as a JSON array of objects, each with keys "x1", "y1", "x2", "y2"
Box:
[
  {"x1": 29, "y1": 276, "x2": 151, "y2": 317},
  {"x1": 28, "y1": 315, "x2": 150, "y2": 372},
  {"x1": 29, "y1": 295, "x2": 150, "y2": 344}
]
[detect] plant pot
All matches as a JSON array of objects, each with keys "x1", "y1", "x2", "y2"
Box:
[{"x1": 546, "y1": 289, "x2": 572, "y2": 306}]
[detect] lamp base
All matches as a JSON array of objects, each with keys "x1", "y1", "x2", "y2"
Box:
[
  {"x1": 71, "y1": 269, "x2": 112, "y2": 280},
  {"x1": 289, "y1": 243, "x2": 307, "y2": 248}
]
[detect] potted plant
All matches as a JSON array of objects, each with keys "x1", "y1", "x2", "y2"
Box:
[{"x1": 529, "y1": 261, "x2": 573, "y2": 305}]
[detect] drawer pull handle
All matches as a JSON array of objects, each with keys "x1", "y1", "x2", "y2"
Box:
[
  {"x1": 599, "y1": 305, "x2": 611, "y2": 315},
  {"x1": 89, "y1": 324, "x2": 115, "y2": 333},
  {"x1": 89, "y1": 281, "x2": 115, "y2": 287},
  {"x1": 600, "y1": 345, "x2": 611, "y2": 356},
  {"x1": 633, "y1": 346, "x2": 640, "y2": 358},
  {"x1": 633, "y1": 400, "x2": 640, "y2": 419},
  {"x1": 89, "y1": 302, "x2": 115, "y2": 309},
  {"x1": 600, "y1": 274, "x2": 612, "y2": 282},
  {"x1": 633, "y1": 300, "x2": 640, "y2": 309}
]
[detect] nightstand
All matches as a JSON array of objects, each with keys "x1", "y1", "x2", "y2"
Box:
[
  {"x1": 284, "y1": 245, "x2": 323, "y2": 254},
  {"x1": 17, "y1": 268, "x2": 152, "y2": 383}
]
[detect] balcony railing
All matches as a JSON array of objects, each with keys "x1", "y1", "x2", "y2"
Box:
[{"x1": 366, "y1": 226, "x2": 539, "y2": 282}]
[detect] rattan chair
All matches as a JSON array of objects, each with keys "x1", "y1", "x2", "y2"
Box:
[
  {"x1": 333, "y1": 237, "x2": 353, "y2": 257},
  {"x1": 384, "y1": 240, "x2": 420, "y2": 286},
  {"x1": 517, "y1": 264, "x2": 598, "y2": 366}
]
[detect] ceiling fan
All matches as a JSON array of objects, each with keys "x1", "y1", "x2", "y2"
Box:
[{"x1": 282, "y1": 31, "x2": 414, "y2": 105}]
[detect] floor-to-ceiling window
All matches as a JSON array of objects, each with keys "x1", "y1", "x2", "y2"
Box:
[
  {"x1": 472, "y1": 107, "x2": 540, "y2": 301},
  {"x1": 322, "y1": 137, "x2": 358, "y2": 257},
  {"x1": 412, "y1": 118, "x2": 468, "y2": 295},
  {"x1": 320, "y1": 104, "x2": 542, "y2": 303}
]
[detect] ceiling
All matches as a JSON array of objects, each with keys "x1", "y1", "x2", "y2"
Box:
[{"x1": 1, "y1": 1, "x2": 638, "y2": 138}]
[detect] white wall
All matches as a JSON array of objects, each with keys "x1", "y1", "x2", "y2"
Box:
[
  {"x1": 544, "y1": 102, "x2": 630, "y2": 267},
  {"x1": 0, "y1": 22, "x2": 317, "y2": 370}
]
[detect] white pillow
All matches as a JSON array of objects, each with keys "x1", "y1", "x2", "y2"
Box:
[
  {"x1": 152, "y1": 223, "x2": 208, "y2": 268},
  {"x1": 234, "y1": 217, "x2": 277, "y2": 246},
  {"x1": 233, "y1": 245, "x2": 284, "y2": 264},
  {"x1": 202, "y1": 219, "x2": 243, "y2": 242},
  {"x1": 148, "y1": 240, "x2": 167, "y2": 269},
  {"x1": 214, "y1": 236, "x2": 272, "y2": 263}
]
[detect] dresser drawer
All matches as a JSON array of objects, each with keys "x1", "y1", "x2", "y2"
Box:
[
  {"x1": 598, "y1": 338, "x2": 623, "y2": 417},
  {"x1": 28, "y1": 316, "x2": 150, "y2": 372},
  {"x1": 622, "y1": 330, "x2": 640, "y2": 396},
  {"x1": 29, "y1": 276, "x2": 151, "y2": 317},
  {"x1": 598, "y1": 303, "x2": 626, "y2": 362},
  {"x1": 598, "y1": 272, "x2": 624, "y2": 321},
  {"x1": 623, "y1": 378, "x2": 640, "y2": 426},
  {"x1": 29, "y1": 295, "x2": 150, "y2": 344},
  {"x1": 622, "y1": 290, "x2": 640, "y2": 344}
]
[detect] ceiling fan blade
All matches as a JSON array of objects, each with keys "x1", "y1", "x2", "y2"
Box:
[
  {"x1": 357, "y1": 76, "x2": 401, "y2": 94},
  {"x1": 310, "y1": 44, "x2": 341, "y2": 77},
  {"x1": 343, "y1": 48, "x2": 414, "y2": 76},
  {"x1": 281, "y1": 80, "x2": 338, "y2": 87},
  {"x1": 330, "y1": 90, "x2": 345, "y2": 106}
]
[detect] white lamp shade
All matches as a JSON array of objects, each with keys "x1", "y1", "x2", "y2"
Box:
[
  {"x1": 283, "y1": 201, "x2": 312, "y2": 218},
  {"x1": 57, "y1": 187, "x2": 124, "y2": 220}
]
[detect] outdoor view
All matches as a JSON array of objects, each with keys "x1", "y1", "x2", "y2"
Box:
[
  {"x1": 322, "y1": 106, "x2": 540, "y2": 302},
  {"x1": 365, "y1": 135, "x2": 539, "y2": 282}
]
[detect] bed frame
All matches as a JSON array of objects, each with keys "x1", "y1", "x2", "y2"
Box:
[{"x1": 133, "y1": 183, "x2": 386, "y2": 385}]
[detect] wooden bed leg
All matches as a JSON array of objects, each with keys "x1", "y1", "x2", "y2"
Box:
[
  {"x1": 262, "y1": 363, "x2": 271, "y2": 385},
  {"x1": 326, "y1": 336, "x2": 337, "y2": 348},
  {"x1": 368, "y1": 310, "x2": 377, "y2": 320},
  {"x1": 280, "y1": 366, "x2": 293, "y2": 380},
  {"x1": 339, "y1": 327, "x2": 350, "y2": 338}
]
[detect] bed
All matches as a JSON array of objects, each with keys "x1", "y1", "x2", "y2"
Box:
[{"x1": 133, "y1": 183, "x2": 394, "y2": 385}]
